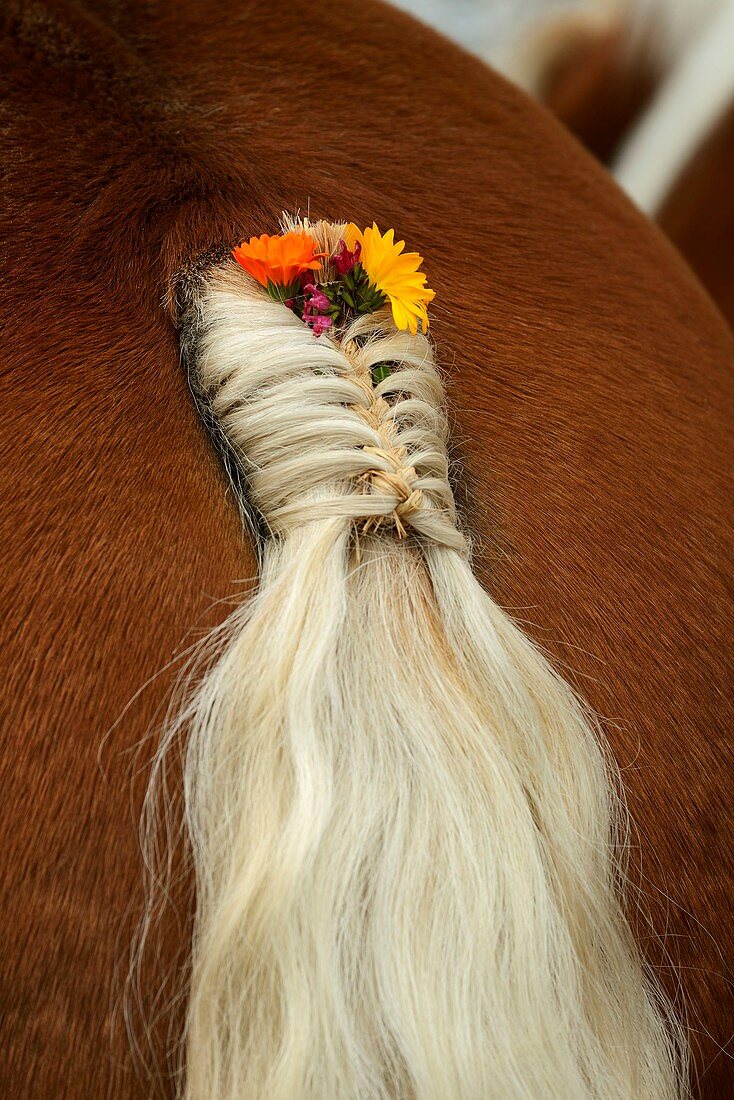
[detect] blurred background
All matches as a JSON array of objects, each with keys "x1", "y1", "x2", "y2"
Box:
[
  {"x1": 390, "y1": 0, "x2": 734, "y2": 327},
  {"x1": 391, "y1": 0, "x2": 582, "y2": 68}
]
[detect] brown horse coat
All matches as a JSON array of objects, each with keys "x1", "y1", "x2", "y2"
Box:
[{"x1": 1, "y1": 1, "x2": 732, "y2": 1095}]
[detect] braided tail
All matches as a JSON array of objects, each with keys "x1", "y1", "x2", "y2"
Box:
[{"x1": 145, "y1": 227, "x2": 686, "y2": 1100}]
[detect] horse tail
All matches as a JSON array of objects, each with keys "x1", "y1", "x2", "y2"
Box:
[{"x1": 147, "y1": 221, "x2": 687, "y2": 1099}]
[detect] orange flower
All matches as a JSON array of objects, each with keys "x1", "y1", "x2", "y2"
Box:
[{"x1": 232, "y1": 231, "x2": 325, "y2": 290}]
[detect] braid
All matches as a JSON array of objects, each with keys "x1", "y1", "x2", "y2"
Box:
[{"x1": 141, "y1": 220, "x2": 686, "y2": 1100}]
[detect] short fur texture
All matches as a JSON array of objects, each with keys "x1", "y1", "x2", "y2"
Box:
[{"x1": 2, "y1": 1, "x2": 733, "y2": 1096}]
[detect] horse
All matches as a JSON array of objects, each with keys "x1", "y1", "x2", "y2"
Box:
[
  {"x1": 511, "y1": 0, "x2": 734, "y2": 329},
  {"x1": 1, "y1": 1, "x2": 732, "y2": 1096}
]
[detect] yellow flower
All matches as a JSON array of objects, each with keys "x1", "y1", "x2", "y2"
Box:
[{"x1": 344, "y1": 223, "x2": 435, "y2": 335}]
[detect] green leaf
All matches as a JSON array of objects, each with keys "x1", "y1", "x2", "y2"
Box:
[
  {"x1": 265, "y1": 278, "x2": 300, "y2": 303},
  {"x1": 371, "y1": 362, "x2": 392, "y2": 384}
]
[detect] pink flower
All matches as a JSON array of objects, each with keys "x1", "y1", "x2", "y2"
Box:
[
  {"x1": 306, "y1": 314, "x2": 333, "y2": 335},
  {"x1": 303, "y1": 283, "x2": 330, "y2": 312},
  {"x1": 332, "y1": 238, "x2": 361, "y2": 275},
  {"x1": 302, "y1": 282, "x2": 333, "y2": 335}
]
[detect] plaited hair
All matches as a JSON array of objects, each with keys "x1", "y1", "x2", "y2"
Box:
[{"x1": 142, "y1": 221, "x2": 687, "y2": 1099}]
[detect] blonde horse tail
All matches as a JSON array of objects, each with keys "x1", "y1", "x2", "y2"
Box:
[{"x1": 146, "y1": 220, "x2": 687, "y2": 1099}]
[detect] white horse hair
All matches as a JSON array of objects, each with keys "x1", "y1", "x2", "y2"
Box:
[{"x1": 144, "y1": 220, "x2": 687, "y2": 1098}]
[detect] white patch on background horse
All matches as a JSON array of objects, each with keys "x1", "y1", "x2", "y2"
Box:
[{"x1": 614, "y1": 0, "x2": 734, "y2": 213}]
